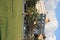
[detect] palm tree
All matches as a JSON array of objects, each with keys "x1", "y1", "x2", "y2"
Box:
[{"x1": 24, "y1": 0, "x2": 40, "y2": 40}]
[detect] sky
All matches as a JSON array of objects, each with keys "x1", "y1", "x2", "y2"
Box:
[
  {"x1": 36, "y1": 0, "x2": 60, "y2": 40},
  {"x1": 24, "y1": 0, "x2": 60, "y2": 40},
  {"x1": 55, "y1": 0, "x2": 60, "y2": 40}
]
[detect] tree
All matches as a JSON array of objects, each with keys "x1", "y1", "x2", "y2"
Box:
[
  {"x1": 24, "y1": 0, "x2": 39, "y2": 13},
  {"x1": 24, "y1": 0, "x2": 40, "y2": 40}
]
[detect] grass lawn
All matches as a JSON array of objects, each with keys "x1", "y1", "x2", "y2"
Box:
[{"x1": 0, "y1": 0, "x2": 23, "y2": 40}]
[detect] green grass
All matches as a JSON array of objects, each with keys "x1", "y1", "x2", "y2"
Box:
[{"x1": 0, "y1": 0, "x2": 23, "y2": 40}]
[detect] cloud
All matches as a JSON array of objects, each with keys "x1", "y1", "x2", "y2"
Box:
[
  {"x1": 23, "y1": 0, "x2": 59, "y2": 40},
  {"x1": 45, "y1": 34, "x2": 56, "y2": 40},
  {"x1": 44, "y1": 0, "x2": 59, "y2": 40},
  {"x1": 45, "y1": 11, "x2": 58, "y2": 33},
  {"x1": 36, "y1": 0, "x2": 59, "y2": 40},
  {"x1": 53, "y1": 34, "x2": 56, "y2": 40},
  {"x1": 44, "y1": 0, "x2": 59, "y2": 33},
  {"x1": 45, "y1": 0, "x2": 59, "y2": 11},
  {"x1": 36, "y1": 0, "x2": 58, "y2": 32}
]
